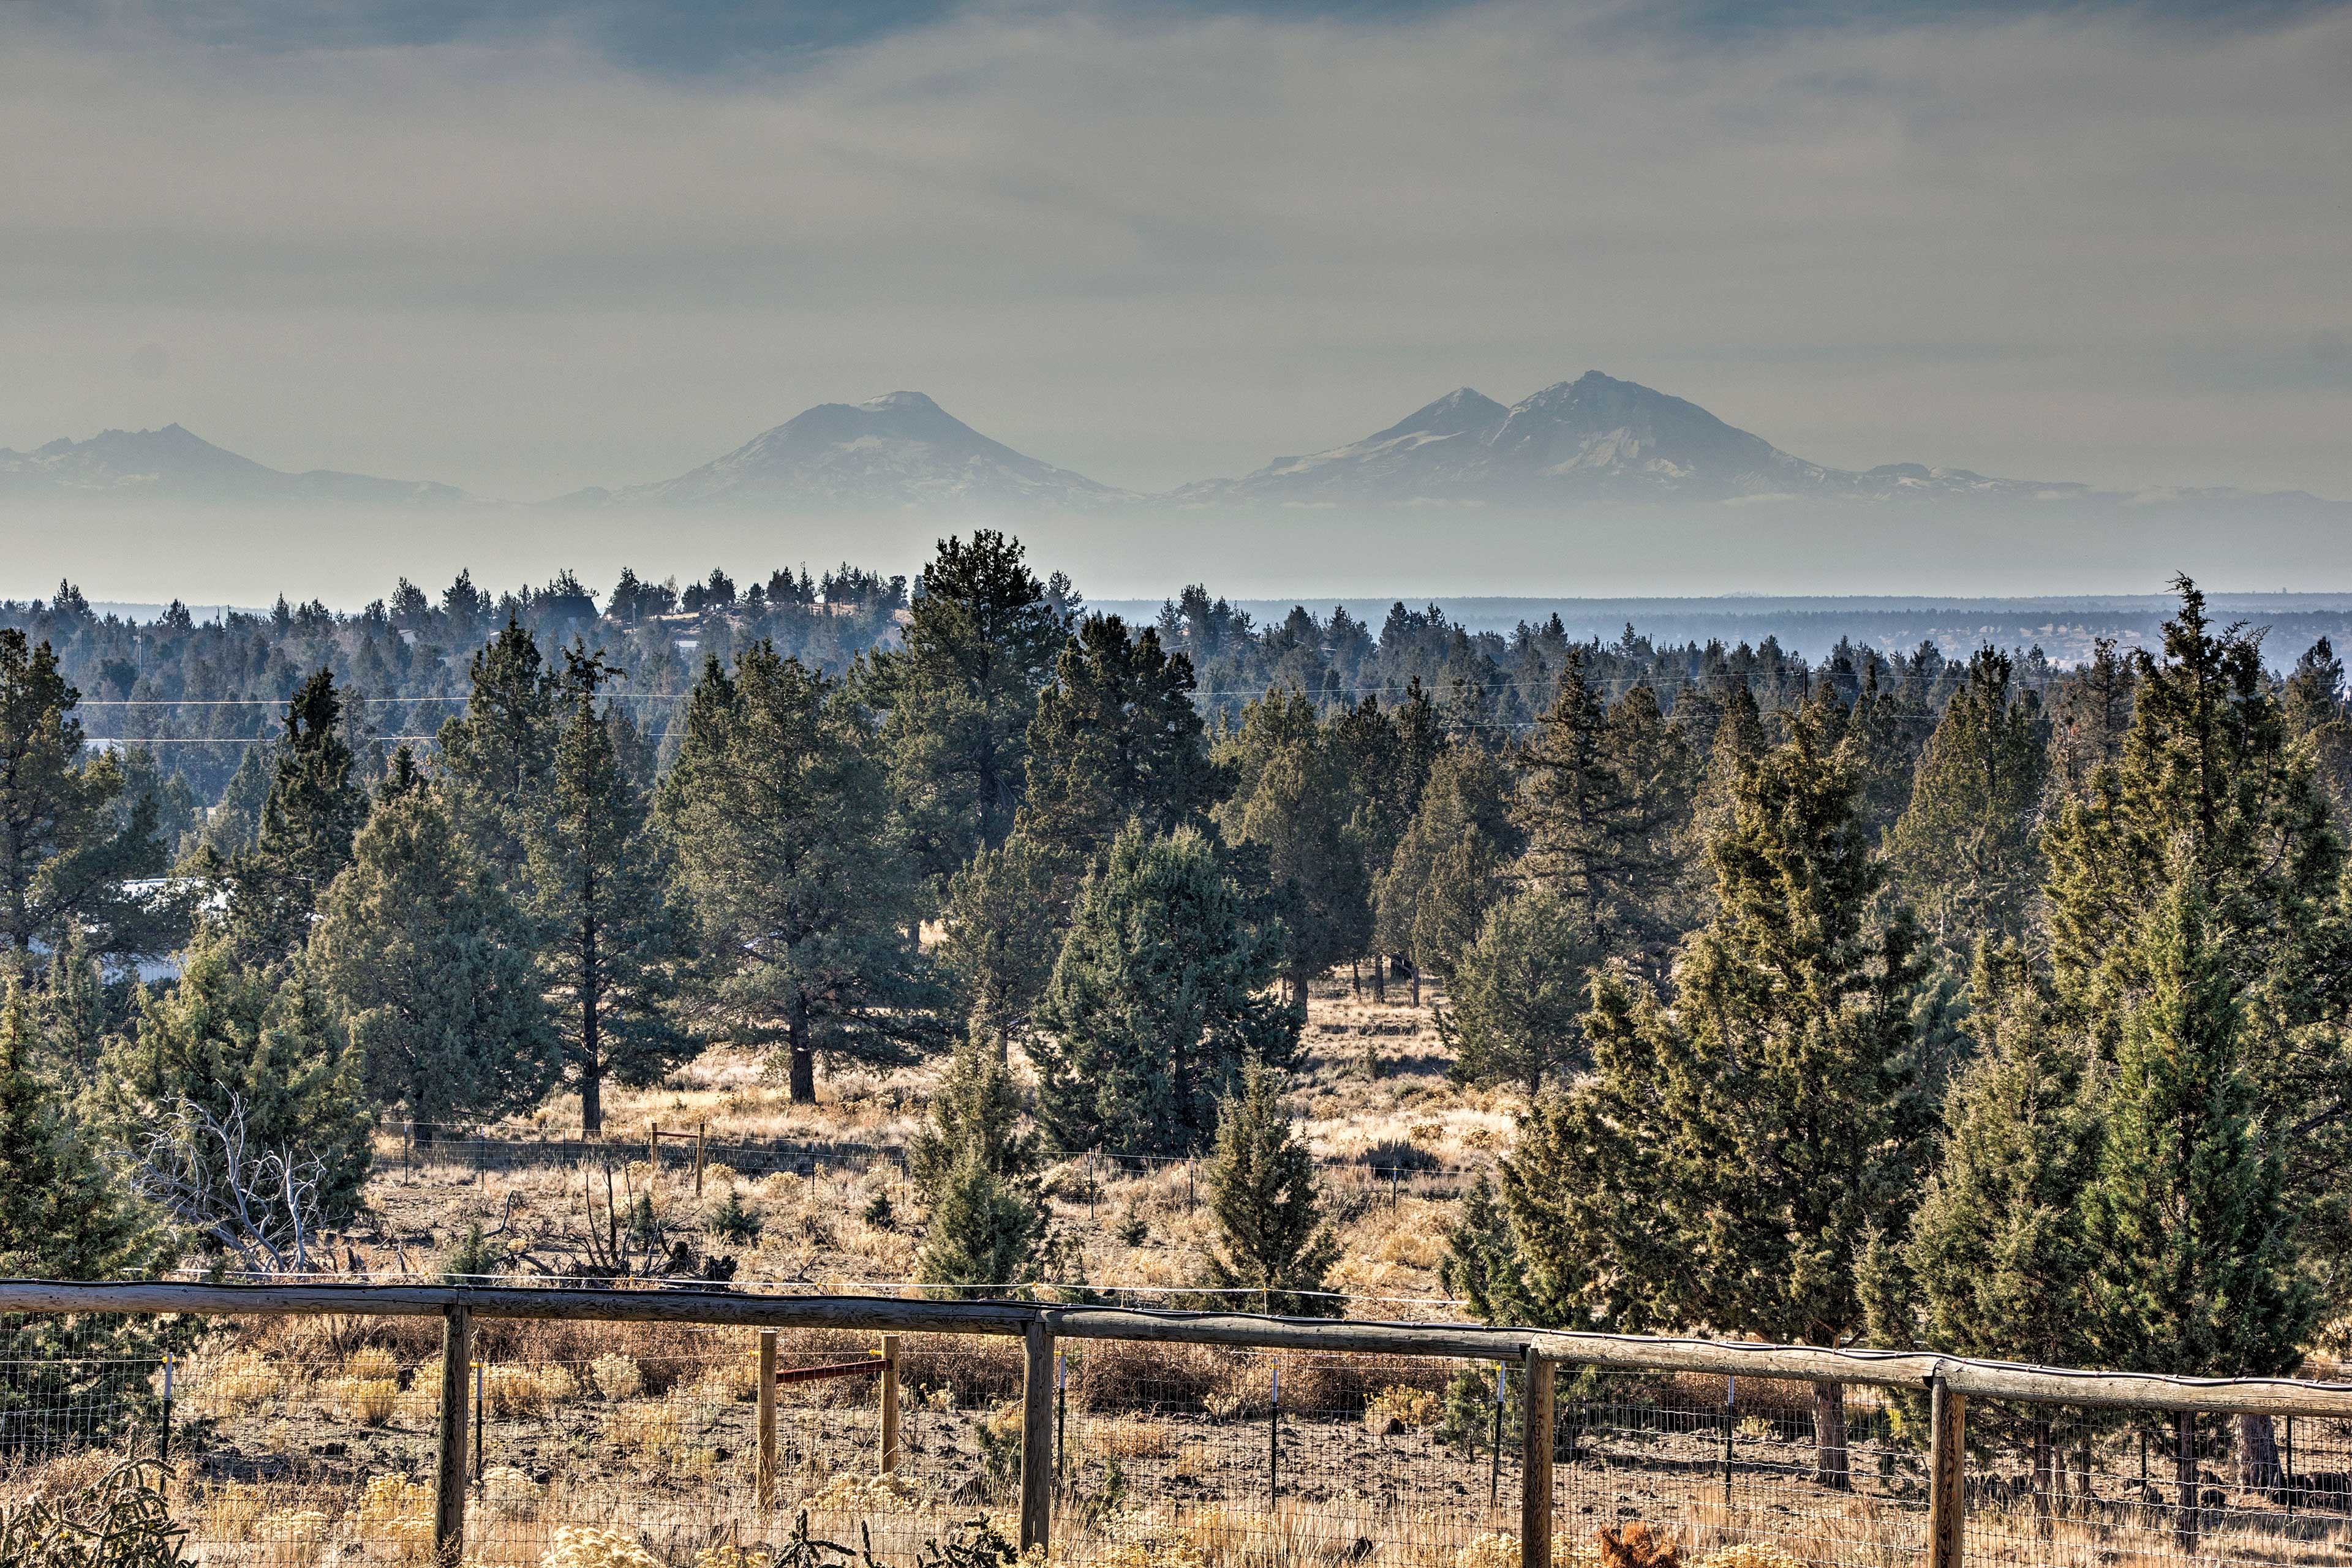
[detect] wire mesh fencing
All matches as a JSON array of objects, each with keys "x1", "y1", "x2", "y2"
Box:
[{"x1": 7, "y1": 1291, "x2": 2352, "y2": 1568}]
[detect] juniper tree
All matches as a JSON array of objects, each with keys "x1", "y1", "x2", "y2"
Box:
[
  {"x1": 309, "y1": 788, "x2": 558, "y2": 1137},
  {"x1": 0, "y1": 629, "x2": 167, "y2": 959},
  {"x1": 92, "y1": 939, "x2": 374, "y2": 1224},
  {"x1": 914, "y1": 1149, "x2": 1048, "y2": 1301},
  {"x1": 910, "y1": 1036, "x2": 1041, "y2": 1199},
  {"x1": 658, "y1": 645, "x2": 943, "y2": 1102},
  {"x1": 2281, "y1": 637, "x2": 2352, "y2": 826},
  {"x1": 1885, "y1": 648, "x2": 2051, "y2": 946},
  {"x1": 221, "y1": 668, "x2": 368, "y2": 967},
  {"x1": 1884, "y1": 942, "x2": 2099, "y2": 1509},
  {"x1": 525, "y1": 653, "x2": 695, "y2": 1134},
  {"x1": 1031, "y1": 824, "x2": 1296, "y2": 1155},
  {"x1": 1199, "y1": 1060, "x2": 1341, "y2": 1317},
  {"x1": 2082, "y1": 879, "x2": 2315, "y2": 1532},
  {"x1": 0, "y1": 981, "x2": 158, "y2": 1281},
  {"x1": 1504, "y1": 708, "x2": 1932, "y2": 1488},
  {"x1": 1442, "y1": 888, "x2": 1598, "y2": 1098}
]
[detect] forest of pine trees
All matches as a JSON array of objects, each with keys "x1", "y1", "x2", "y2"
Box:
[{"x1": 5, "y1": 540, "x2": 2352, "y2": 1395}]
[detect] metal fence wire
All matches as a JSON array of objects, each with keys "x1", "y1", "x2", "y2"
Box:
[{"x1": 4, "y1": 1283, "x2": 2352, "y2": 1568}]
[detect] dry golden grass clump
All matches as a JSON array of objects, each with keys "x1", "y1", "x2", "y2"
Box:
[
  {"x1": 539, "y1": 1525, "x2": 660, "y2": 1568},
  {"x1": 601, "y1": 1393, "x2": 685, "y2": 1454},
  {"x1": 1363, "y1": 1382, "x2": 1442, "y2": 1433},
  {"x1": 1695, "y1": 1547, "x2": 1802, "y2": 1568},
  {"x1": 252, "y1": 1507, "x2": 333, "y2": 1567},
  {"x1": 198, "y1": 1348, "x2": 287, "y2": 1415},
  {"x1": 354, "y1": 1473, "x2": 436, "y2": 1558},
  {"x1": 591, "y1": 1353, "x2": 645, "y2": 1401},
  {"x1": 484, "y1": 1362, "x2": 579, "y2": 1416},
  {"x1": 801, "y1": 1471, "x2": 921, "y2": 1514},
  {"x1": 330, "y1": 1373, "x2": 401, "y2": 1426}
]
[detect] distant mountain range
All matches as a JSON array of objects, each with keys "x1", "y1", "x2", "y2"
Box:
[
  {"x1": 0, "y1": 423, "x2": 470, "y2": 507},
  {"x1": 556, "y1": 391, "x2": 1128, "y2": 512},
  {"x1": 7, "y1": 374, "x2": 2336, "y2": 515}
]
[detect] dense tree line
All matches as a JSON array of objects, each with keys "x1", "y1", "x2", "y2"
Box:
[{"x1": 7, "y1": 542, "x2": 2352, "y2": 1444}]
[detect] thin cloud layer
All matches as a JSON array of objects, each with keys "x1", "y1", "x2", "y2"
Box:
[{"x1": 4, "y1": 0, "x2": 2348, "y2": 503}]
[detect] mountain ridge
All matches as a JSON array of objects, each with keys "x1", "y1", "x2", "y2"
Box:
[
  {"x1": 7, "y1": 375, "x2": 2334, "y2": 514},
  {"x1": 0, "y1": 423, "x2": 471, "y2": 507}
]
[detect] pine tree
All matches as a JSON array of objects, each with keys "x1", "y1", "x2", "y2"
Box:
[
  {"x1": 1513, "y1": 652, "x2": 1691, "y2": 965},
  {"x1": 1504, "y1": 709, "x2": 1932, "y2": 1487},
  {"x1": 1442, "y1": 888, "x2": 1598, "y2": 1098},
  {"x1": 2046, "y1": 637, "x2": 2135, "y2": 795},
  {"x1": 871, "y1": 532, "x2": 1069, "y2": 889},
  {"x1": 1031, "y1": 824, "x2": 1297, "y2": 1155},
  {"x1": 435, "y1": 617, "x2": 560, "y2": 884},
  {"x1": 1199, "y1": 1061, "x2": 1341, "y2": 1317},
  {"x1": 1374, "y1": 743, "x2": 1516, "y2": 1004},
  {"x1": 221, "y1": 668, "x2": 368, "y2": 967},
  {"x1": 309, "y1": 789, "x2": 557, "y2": 1137},
  {"x1": 0, "y1": 629, "x2": 166, "y2": 958},
  {"x1": 1885, "y1": 649, "x2": 2051, "y2": 946},
  {"x1": 658, "y1": 645, "x2": 944, "y2": 1103},
  {"x1": 1017, "y1": 615, "x2": 1224, "y2": 864},
  {"x1": 525, "y1": 654, "x2": 694, "y2": 1134},
  {"x1": 938, "y1": 835, "x2": 1063, "y2": 1058},
  {"x1": 1216, "y1": 690, "x2": 1373, "y2": 1001}
]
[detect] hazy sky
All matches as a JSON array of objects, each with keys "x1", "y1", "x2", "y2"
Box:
[{"x1": 7, "y1": 0, "x2": 2351, "y2": 502}]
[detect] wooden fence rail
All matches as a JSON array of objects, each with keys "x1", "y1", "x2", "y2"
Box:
[{"x1": 7, "y1": 1278, "x2": 2352, "y2": 1568}]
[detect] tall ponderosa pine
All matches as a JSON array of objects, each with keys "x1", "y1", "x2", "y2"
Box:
[
  {"x1": 222, "y1": 668, "x2": 368, "y2": 967},
  {"x1": 310, "y1": 789, "x2": 557, "y2": 1136},
  {"x1": 1513, "y1": 652, "x2": 1692, "y2": 966},
  {"x1": 1374, "y1": 743, "x2": 1517, "y2": 1003},
  {"x1": 872, "y1": 531, "x2": 1069, "y2": 889},
  {"x1": 938, "y1": 835, "x2": 1063, "y2": 1058},
  {"x1": 1506, "y1": 709, "x2": 1931, "y2": 1487},
  {"x1": 0, "y1": 629, "x2": 167, "y2": 958},
  {"x1": 1442, "y1": 888, "x2": 1597, "y2": 1098},
  {"x1": 435, "y1": 617, "x2": 562, "y2": 886},
  {"x1": 1199, "y1": 1061, "x2": 1342, "y2": 1317},
  {"x1": 1886, "y1": 649, "x2": 2051, "y2": 945},
  {"x1": 1031, "y1": 824, "x2": 1297, "y2": 1155},
  {"x1": 1216, "y1": 689, "x2": 1373, "y2": 1001},
  {"x1": 1017, "y1": 615, "x2": 1224, "y2": 862},
  {"x1": 525, "y1": 654, "x2": 694, "y2": 1134},
  {"x1": 659, "y1": 645, "x2": 942, "y2": 1103}
]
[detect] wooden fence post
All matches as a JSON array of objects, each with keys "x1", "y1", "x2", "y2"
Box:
[
  {"x1": 1929, "y1": 1374, "x2": 1965, "y2": 1568},
  {"x1": 432, "y1": 1303, "x2": 470, "y2": 1568},
  {"x1": 1520, "y1": 1350, "x2": 1554, "y2": 1568},
  {"x1": 757, "y1": 1329, "x2": 778, "y2": 1510},
  {"x1": 648, "y1": 1123, "x2": 659, "y2": 1169},
  {"x1": 695, "y1": 1123, "x2": 707, "y2": 1196},
  {"x1": 1020, "y1": 1319, "x2": 1054, "y2": 1556},
  {"x1": 879, "y1": 1333, "x2": 901, "y2": 1474}
]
